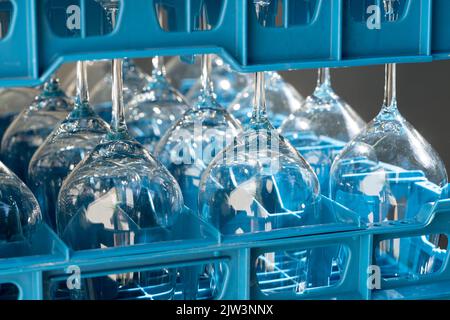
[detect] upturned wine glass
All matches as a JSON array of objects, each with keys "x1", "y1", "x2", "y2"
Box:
[
  {"x1": 0, "y1": 161, "x2": 41, "y2": 247},
  {"x1": 280, "y1": 68, "x2": 366, "y2": 194},
  {"x1": 28, "y1": 61, "x2": 110, "y2": 230},
  {"x1": 199, "y1": 71, "x2": 321, "y2": 236},
  {"x1": 56, "y1": 1, "x2": 184, "y2": 300},
  {"x1": 330, "y1": 63, "x2": 448, "y2": 225},
  {"x1": 1, "y1": 78, "x2": 73, "y2": 181},
  {"x1": 228, "y1": 71, "x2": 303, "y2": 128},
  {"x1": 281, "y1": 68, "x2": 365, "y2": 146},
  {"x1": 126, "y1": 56, "x2": 190, "y2": 153},
  {"x1": 155, "y1": 59, "x2": 241, "y2": 214},
  {"x1": 0, "y1": 87, "x2": 39, "y2": 141},
  {"x1": 184, "y1": 55, "x2": 253, "y2": 108},
  {"x1": 90, "y1": 59, "x2": 151, "y2": 123}
]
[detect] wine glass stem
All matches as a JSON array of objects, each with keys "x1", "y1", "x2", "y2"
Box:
[
  {"x1": 107, "y1": 7, "x2": 126, "y2": 133},
  {"x1": 152, "y1": 56, "x2": 166, "y2": 77},
  {"x1": 318, "y1": 68, "x2": 331, "y2": 87},
  {"x1": 76, "y1": 60, "x2": 89, "y2": 105},
  {"x1": 111, "y1": 57, "x2": 126, "y2": 132},
  {"x1": 199, "y1": 2, "x2": 213, "y2": 97},
  {"x1": 383, "y1": 63, "x2": 397, "y2": 108},
  {"x1": 201, "y1": 54, "x2": 213, "y2": 96},
  {"x1": 253, "y1": 72, "x2": 267, "y2": 122}
]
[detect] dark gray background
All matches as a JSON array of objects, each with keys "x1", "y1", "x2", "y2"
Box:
[{"x1": 280, "y1": 61, "x2": 450, "y2": 172}]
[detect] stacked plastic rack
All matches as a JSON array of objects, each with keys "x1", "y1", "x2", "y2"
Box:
[{"x1": 1, "y1": 0, "x2": 450, "y2": 300}]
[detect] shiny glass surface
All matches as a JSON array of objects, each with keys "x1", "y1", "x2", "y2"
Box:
[
  {"x1": 56, "y1": 1, "x2": 184, "y2": 300},
  {"x1": 28, "y1": 61, "x2": 110, "y2": 230},
  {"x1": 199, "y1": 72, "x2": 320, "y2": 235},
  {"x1": 126, "y1": 56, "x2": 190, "y2": 153},
  {"x1": 184, "y1": 55, "x2": 253, "y2": 108},
  {"x1": 330, "y1": 64, "x2": 448, "y2": 225},
  {"x1": 0, "y1": 161, "x2": 41, "y2": 246},
  {"x1": 90, "y1": 59, "x2": 151, "y2": 123},
  {"x1": 228, "y1": 71, "x2": 303, "y2": 128},
  {"x1": 281, "y1": 68, "x2": 365, "y2": 146},
  {"x1": 0, "y1": 87, "x2": 40, "y2": 142},
  {"x1": 1, "y1": 78, "x2": 73, "y2": 181}
]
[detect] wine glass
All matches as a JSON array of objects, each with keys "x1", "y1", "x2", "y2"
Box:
[
  {"x1": 125, "y1": 5, "x2": 190, "y2": 153},
  {"x1": 199, "y1": 71, "x2": 321, "y2": 234},
  {"x1": 56, "y1": 1, "x2": 184, "y2": 300},
  {"x1": 280, "y1": 68, "x2": 366, "y2": 194},
  {"x1": 330, "y1": 63, "x2": 448, "y2": 225},
  {"x1": 1, "y1": 77, "x2": 73, "y2": 181},
  {"x1": 184, "y1": 55, "x2": 253, "y2": 108},
  {"x1": 125, "y1": 56, "x2": 190, "y2": 153},
  {"x1": 155, "y1": 3, "x2": 242, "y2": 214},
  {"x1": 90, "y1": 59, "x2": 151, "y2": 123},
  {"x1": 28, "y1": 60, "x2": 110, "y2": 231},
  {"x1": 198, "y1": 72, "x2": 322, "y2": 296},
  {"x1": 0, "y1": 87, "x2": 40, "y2": 141},
  {"x1": 198, "y1": 0, "x2": 332, "y2": 294},
  {"x1": 0, "y1": 161, "x2": 41, "y2": 246},
  {"x1": 281, "y1": 68, "x2": 365, "y2": 145},
  {"x1": 228, "y1": 71, "x2": 303, "y2": 128}
]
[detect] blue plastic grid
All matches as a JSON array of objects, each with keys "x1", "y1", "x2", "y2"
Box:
[
  {"x1": 0, "y1": 0, "x2": 449, "y2": 301},
  {"x1": 0, "y1": 181, "x2": 448, "y2": 300},
  {"x1": 0, "y1": 0, "x2": 449, "y2": 87}
]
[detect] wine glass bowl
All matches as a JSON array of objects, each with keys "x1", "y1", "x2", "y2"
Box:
[
  {"x1": 0, "y1": 161, "x2": 41, "y2": 245},
  {"x1": 280, "y1": 68, "x2": 365, "y2": 195},
  {"x1": 330, "y1": 64, "x2": 448, "y2": 225},
  {"x1": 198, "y1": 122, "x2": 321, "y2": 235},
  {"x1": 1, "y1": 78, "x2": 73, "y2": 181},
  {"x1": 0, "y1": 87, "x2": 40, "y2": 141},
  {"x1": 184, "y1": 55, "x2": 253, "y2": 108},
  {"x1": 155, "y1": 99, "x2": 242, "y2": 213},
  {"x1": 90, "y1": 59, "x2": 151, "y2": 123},
  {"x1": 28, "y1": 61, "x2": 110, "y2": 230},
  {"x1": 228, "y1": 72, "x2": 303, "y2": 128},
  {"x1": 125, "y1": 57, "x2": 190, "y2": 153},
  {"x1": 56, "y1": 136, "x2": 184, "y2": 245},
  {"x1": 281, "y1": 68, "x2": 365, "y2": 144}
]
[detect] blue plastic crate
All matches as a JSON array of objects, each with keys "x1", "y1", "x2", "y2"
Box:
[
  {"x1": 0, "y1": 182, "x2": 448, "y2": 300},
  {"x1": 0, "y1": 0, "x2": 449, "y2": 87}
]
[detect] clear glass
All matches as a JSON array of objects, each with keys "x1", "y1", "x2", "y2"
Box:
[
  {"x1": 28, "y1": 61, "x2": 110, "y2": 230},
  {"x1": 126, "y1": 56, "x2": 190, "y2": 153},
  {"x1": 280, "y1": 68, "x2": 365, "y2": 194},
  {"x1": 155, "y1": 5, "x2": 242, "y2": 214},
  {"x1": 0, "y1": 87, "x2": 40, "y2": 141},
  {"x1": 281, "y1": 68, "x2": 365, "y2": 145},
  {"x1": 199, "y1": 72, "x2": 320, "y2": 235},
  {"x1": 184, "y1": 55, "x2": 253, "y2": 108},
  {"x1": 90, "y1": 59, "x2": 151, "y2": 123},
  {"x1": 330, "y1": 64, "x2": 448, "y2": 225},
  {"x1": 228, "y1": 71, "x2": 303, "y2": 128},
  {"x1": 56, "y1": 2, "x2": 184, "y2": 300},
  {"x1": 0, "y1": 161, "x2": 41, "y2": 246},
  {"x1": 155, "y1": 53, "x2": 242, "y2": 213},
  {"x1": 1, "y1": 78, "x2": 73, "y2": 181}
]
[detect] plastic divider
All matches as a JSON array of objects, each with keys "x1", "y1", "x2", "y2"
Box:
[{"x1": 0, "y1": 0, "x2": 448, "y2": 86}]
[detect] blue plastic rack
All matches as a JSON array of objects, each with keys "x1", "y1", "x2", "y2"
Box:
[
  {"x1": 0, "y1": 0, "x2": 449, "y2": 87},
  {"x1": 1, "y1": 0, "x2": 450, "y2": 301}
]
